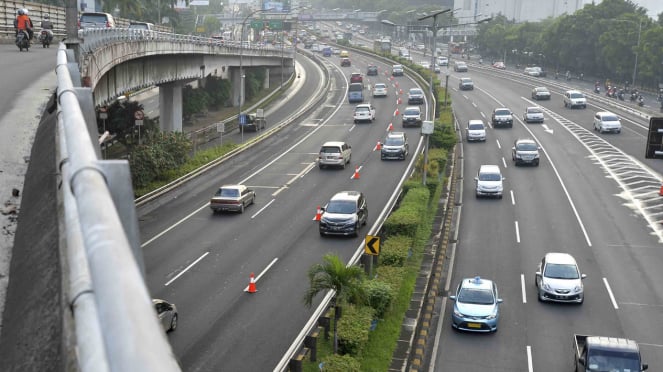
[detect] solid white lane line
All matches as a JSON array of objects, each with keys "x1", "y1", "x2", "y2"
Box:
[
  {"x1": 165, "y1": 251, "x2": 209, "y2": 286},
  {"x1": 251, "y1": 198, "x2": 275, "y2": 219},
  {"x1": 244, "y1": 257, "x2": 279, "y2": 291},
  {"x1": 143, "y1": 202, "x2": 211, "y2": 247},
  {"x1": 521, "y1": 274, "x2": 527, "y2": 303},
  {"x1": 511, "y1": 190, "x2": 515, "y2": 205},
  {"x1": 515, "y1": 221, "x2": 521, "y2": 243},
  {"x1": 527, "y1": 345, "x2": 534, "y2": 372},
  {"x1": 603, "y1": 277, "x2": 619, "y2": 309}
]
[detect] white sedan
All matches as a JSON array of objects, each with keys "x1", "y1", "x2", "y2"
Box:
[
  {"x1": 523, "y1": 107, "x2": 544, "y2": 123},
  {"x1": 372, "y1": 83, "x2": 388, "y2": 98}
]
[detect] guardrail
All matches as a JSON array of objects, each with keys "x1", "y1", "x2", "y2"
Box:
[{"x1": 56, "y1": 42, "x2": 181, "y2": 372}]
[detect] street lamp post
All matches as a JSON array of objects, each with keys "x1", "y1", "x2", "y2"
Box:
[
  {"x1": 238, "y1": 8, "x2": 271, "y2": 142},
  {"x1": 610, "y1": 18, "x2": 643, "y2": 87}
]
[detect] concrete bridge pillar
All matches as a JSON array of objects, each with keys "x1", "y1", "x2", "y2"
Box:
[
  {"x1": 264, "y1": 68, "x2": 270, "y2": 89},
  {"x1": 158, "y1": 81, "x2": 183, "y2": 132},
  {"x1": 231, "y1": 67, "x2": 244, "y2": 107}
]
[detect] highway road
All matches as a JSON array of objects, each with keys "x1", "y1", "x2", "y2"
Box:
[
  {"x1": 430, "y1": 60, "x2": 663, "y2": 371},
  {"x1": 138, "y1": 48, "x2": 430, "y2": 370}
]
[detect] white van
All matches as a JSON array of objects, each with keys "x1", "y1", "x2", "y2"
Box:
[{"x1": 475, "y1": 165, "x2": 504, "y2": 199}]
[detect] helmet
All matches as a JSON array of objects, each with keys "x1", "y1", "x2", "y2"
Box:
[
  {"x1": 44, "y1": 14, "x2": 49, "y2": 19},
  {"x1": 22, "y1": 8, "x2": 28, "y2": 15},
  {"x1": 17, "y1": 9, "x2": 24, "y2": 15}
]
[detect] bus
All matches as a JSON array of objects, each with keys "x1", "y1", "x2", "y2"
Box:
[{"x1": 373, "y1": 38, "x2": 391, "y2": 54}]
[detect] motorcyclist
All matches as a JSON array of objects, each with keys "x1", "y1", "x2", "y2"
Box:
[
  {"x1": 15, "y1": 8, "x2": 33, "y2": 40},
  {"x1": 39, "y1": 13, "x2": 54, "y2": 45},
  {"x1": 41, "y1": 14, "x2": 53, "y2": 30}
]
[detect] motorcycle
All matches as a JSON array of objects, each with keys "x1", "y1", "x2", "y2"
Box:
[
  {"x1": 637, "y1": 96, "x2": 644, "y2": 107},
  {"x1": 594, "y1": 86, "x2": 600, "y2": 94},
  {"x1": 15, "y1": 30, "x2": 30, "y2": 51},
  {"x1": 39, "y1": 29, "x2": 53, "y2": 48},
  {"x1": 617, "y1": 90, "x2": 625, "y2": 101}
]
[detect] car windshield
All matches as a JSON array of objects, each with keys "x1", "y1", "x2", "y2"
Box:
[
  {"x1": 602, "y1": 115, "x2": 619, "y2": 122},
  {"x1": 375, "y1": 84, "x2": 386, "y2": 89},
  {"x1": 462, "y1": 79, "x2": 472, "y2": 83},
  {"x1": 410, "y1": 89, "x2": 423, "y2": 95},
  {"x1": 355, "y1": 107, "x2": 368, "y2": 113},
  {"x1": 404, "y1": 109, "x2": 420, "y2": 116},
  {"x1": 216, "y1": 188, "x2": 239, "y2": 197},
  {"x1": 536, "y1": 88, "x2": 548, "y2": 92},
  {"x1": 385, "y1": 137, "x2": 404, "y2": 146},
  {"x1": 326, "y1": 200, "x2": 356, "y2": 214},
  {"x1": 586, "y1": 350, "x2": 641, "y2": 372},
  {"x1": 469, "y1": 123, "x2": 484, "y2": 130},
  {"x1": 570, "y1": 93, "x2": 584, "y2": 99},
  {"x1": 81, "y1": 15, "x2": 108, "y2": 23},
  {"x1": 479, "y1": 172, "x2": 501, "y2": 181},
  {"x1": 321, "y1": 146, "x2": 341, "y2": 154},
  {"x1": 527, "y1": 108, "x2": 542, "y2": 114},
  {"x1": 495, "y1": 109, "x2": 511, "y2": 115},
  {"x1": 517, "y1": 142, "x2": 538, "y2": 151},
  {"x1": 457, "y1": 288, "x2": 494, "y2": 305},
  {"x1": 348, "y1": 84, "x2": 362, "y2": 92},
  {"x1": 544, "y1": 263, "x2": 579, "y2": 279}
]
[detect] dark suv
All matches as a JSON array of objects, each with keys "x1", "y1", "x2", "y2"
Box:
[
  {"x1": 491, "y1": 108, "x2": 514, "y2": 128},
  {"x1": 381, "y1": 132, "x2": 409, "y2": 160},
  {"x1": 319, "y1": 191, "x2": 368, "y2": 237},
  {"x1": 366, "y1": 65, "x2": 378, "y2": 75}
]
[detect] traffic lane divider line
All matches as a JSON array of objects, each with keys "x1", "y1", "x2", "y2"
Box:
[
  {"x1": 244, "y1": 257, "x2": 279, "y2": 292},
  {"x1": 164, "y1": 251, "x2": 209, "y2": 286}
]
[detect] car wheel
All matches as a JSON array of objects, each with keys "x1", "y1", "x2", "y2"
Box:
[
  {"x1": 341, "y1": 161, "x2": 346, "y2": 169},
  {"x1": 498, "y1": 194, "x2": 503, "y2": 199},
  {"x1": 534, "y1": 160, "x2": 540, "y2": 166},
  {"x1": 168, "y1": 314, "x2": 178, "y2": 332},
  {"x1": 319, "y1": 231, "x2": 325, "y2": 237},
  {"x1": 251, "y1": 195, "x2": 256, "y2": 205},
  {"x1": 616, "y1": 130, "x2": 621, "y2": 134},
  {"x1": 240, "y1": 203, "x2": 245, "y2": 213}
]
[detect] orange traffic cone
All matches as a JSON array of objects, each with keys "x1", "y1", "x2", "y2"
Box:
[
  {"x1": 394, "y1": 108, "x2": 400, "y2": 116},
  {"x1": 399, "y1": 88, "x2": 403, "y2": 95},
  {"x1": 375, "y1": 140, "x2": 382, "y2": 151},
  {"x1": 353, "y1": 166, "x2": 361, "y2": 179},
  {"x1": 394, "y1": 81, "x2": 399, "y2": 88},
  {"x1": 397, "y1": 97, "x2": 402, "y2": 104},
  {"x1": 387, "y1": 122, "x2": 394, "y2": 131},
  {"x1": 247, "y1": 272, "x2": 257, "y2": 293},
  {"x1": 313, "y1": 205, "x2": 322, "y2": 221},
  {"x1": 659, "y1": 182, "x2": 663, "y2": 196}
]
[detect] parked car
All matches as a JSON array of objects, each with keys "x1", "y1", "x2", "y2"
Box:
[
  {"x1": 465, "y1": 120, "x2": 486, "y2": 142},
  {"x1": 458, "y1": 77, "x2": 474, "y2": 90},
  {"x1": 153, "y1": 299, "x2": 178, "y2": 333},
  {"x1": 563, "y1": 90, "x2": 587, "y2": 109},
  {"x1": 593, "y1": 111, "x2": 622, "y2": 133},
  {"x1": 475, "y1": 165, "x2": 504, "y2": 198},
  {"x1": 79, "y1": 12, "x2": 116, "y2": 29},
  {"x1": 372, "y1": 83, "x2": 388, "y2": 98},
  {"x1": 535, "y1": 252, "x2": 586, "y2": 303},
  {"x1": 381, "y1": 132, "x2": 409, "y2": 160},
  {"x1": 531, "y1": 87, "x2": 551, "y2": 100},
  {"x1": 491, "y1": 107, "x2": 514, "y2": 128},
  {"x1": 318, "y1": 141, "x2": 352, "y2": 169},
  {"x1": 407, "y1": 88, "x2": 425, "y2": 104},
  {"x1": 353, "y1": 103, "x2": 376, "y2": 123},
  {"x1": 512, "y1": 138, "x2": 541, "y2": 166},
  {"x1": 319, "y1": 191, "x2": 368, "y2": 237},
  {"x1": 449, "y1": 276, "x2": 503, "y2": 332},
  {"x1": 401, "y1": 106, "x2": 422, "y2": 127},
  {"x1": 523, "y1": 106, "x2": 544, "y2": 123},
  {"x1": 210, "y1": 184, "x2": 256, "y2": 213}
]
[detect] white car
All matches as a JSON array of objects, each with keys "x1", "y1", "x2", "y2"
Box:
[
  {"x1": 475, "y1": 165, "x2": 503, "y2": 198},
  {"x1": 523, "y1": 107, "x2": 544, "y2": 123},
  {"x1": 465, "y1": 119, "x2": 486, "y2": 142},
  {"x1": 437, "y1": 57, "x2": 448, "y2": 66},
  {"x1": 563, "y1": 90, "x2": 587, "y2": 109},
  {"x1": 535, "y1": 252, "x2": 586, "y2": 303},
  {"x1": 593, "y1": 111, "x2": 622, "y2": 133},
  {"x1": 353, "y1": 103, "x2": 376, "y2": 123},
  {"x1": 372, "y1": 83, "x2": 388, "y2": 98}
]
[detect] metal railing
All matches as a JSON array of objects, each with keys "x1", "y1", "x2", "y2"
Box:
[{"x1": 56, "y1": 42, "x2": 181, "y2": 372}]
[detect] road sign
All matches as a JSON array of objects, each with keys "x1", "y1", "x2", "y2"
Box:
[
  {"x1": 364, "y1": 235, "x2": 380, "y2": 255},
  {"x1": 645, "y1": 117, "x2": 663, "y2": 159},
  {"x1": 250, "y1": 20, "x2": 264, "y2": 29},
  {"x1": 422, "y1": 120, "x2": 434, "y2": 135},
  {"x1": 134, "y1": 110, "x2": 144, "y2": 120},
  {"x1": 239, "y1": 113, "x2": 247, "y2": 125}
]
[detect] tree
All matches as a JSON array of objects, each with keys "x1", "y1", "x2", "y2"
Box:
[{"x1": 303, "y1": 253, "x2": 365, "y2": 354}]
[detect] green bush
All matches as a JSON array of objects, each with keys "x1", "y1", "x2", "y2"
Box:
[
  {"x1": 320, "y1": 354, "x2": 361, "y2": 372},
  {"x1": 337, "y1": 304, "x2": 374, "y2": 356},
  {"x1": 182, "y1": 86, "x2": 210, "y2": 119},
  {"x1": 129, "y1": 132, "x2": 192, "y2": 188},
  {"x1": 362, "y1": 280, "x2": 393, "y2": 319},
  {"x1": 430, "y1": 121, "x2": 457, "y2": 150},
  {"x1": 374, "y1": 265, "x2": 405, "y2": 298},
  {"x1": 379, "y1": 235, "x2": 412, "y2": 267},
  {"x1": 383, "y1": 187, "x2": 430, "y2": 236}
]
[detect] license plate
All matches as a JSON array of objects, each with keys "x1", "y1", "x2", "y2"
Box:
[{"x1": 467, "y1": 323, "x2": 481, "y2": 329}]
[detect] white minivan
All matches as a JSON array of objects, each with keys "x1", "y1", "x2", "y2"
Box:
[{"x1": 475, "y1": 165, "x2": 504, "y2": 199}]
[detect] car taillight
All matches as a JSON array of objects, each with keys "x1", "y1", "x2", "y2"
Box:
[
  {"x1": 106, "y1": 21, "x2": 111, "y2": 28},
  {"x1": 77, "y1": 20, "x2": 80, "y2": 28}
]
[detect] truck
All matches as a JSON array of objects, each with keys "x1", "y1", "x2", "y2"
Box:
[{"x1": 574, "y1": 334, "x2": 648, "y2": 372}]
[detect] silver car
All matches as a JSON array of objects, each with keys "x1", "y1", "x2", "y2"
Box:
[
  {"x1": 449, "y1": 276, "x2": 502, "y2": 332},
  {"x1": 153, "y1": 299, "x2": 178, "y2": 332},
  {"x1": 535, "y1": 253, "x2": 586, "y2": 304},
  {"x1": 512, "y1": 138, "x2": 541, "y2": 166},
  {"x1": 318, "y1": 141, "x2": 352, "y2": 169},
  {"x1": 523, "y1": 106, "x2": 544, "y2": 123},
  {"x1": 210, "y1": 184, "x2": 256, "y2": 213},
  {"x1": 372, "y1": 83, "x2": 388, "y2": 98},
  {"x1": 465, "y1": 119, "x2": 486, "y2": 142},
  {"x1": 593, "y1": 111, "x2": 622, "y2": 134}
]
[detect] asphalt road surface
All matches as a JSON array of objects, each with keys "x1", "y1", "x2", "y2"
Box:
[{"x1": 429, "y1": 60, "x2": 663, "y2": 371}]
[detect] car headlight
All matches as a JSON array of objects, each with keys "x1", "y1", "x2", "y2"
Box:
[
  {"x1": 542, "y1": 282, "x2": 552, "y2": 291},
  {"x1": 486, "y1": 309, "x2": 498, "y2": 319},
  {"x1": 573, "y1": 285, "x2": 583, "y2": 293},
  {"x1": 515, "y1": 153, "x2": 522, "y2": 159},
  {"x1": 453, "y1": 309, "x2": 463, "y2": 318}
]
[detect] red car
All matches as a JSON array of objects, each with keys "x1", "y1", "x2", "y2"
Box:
[
  {"x1": 350, "y1": 72, "x2": 363, "y2": 83},
  {"x1": 492, "y1": 61, "x2": 506, "y2": 69}
]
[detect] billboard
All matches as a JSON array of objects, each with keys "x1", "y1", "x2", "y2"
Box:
[{"x1": 262, "y1": 0, "x2": 290, "y2": 12}]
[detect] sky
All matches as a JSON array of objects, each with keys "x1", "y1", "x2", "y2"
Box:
[{"x1": 629, "y1": 0, "x2": 662, "y2": 18}]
